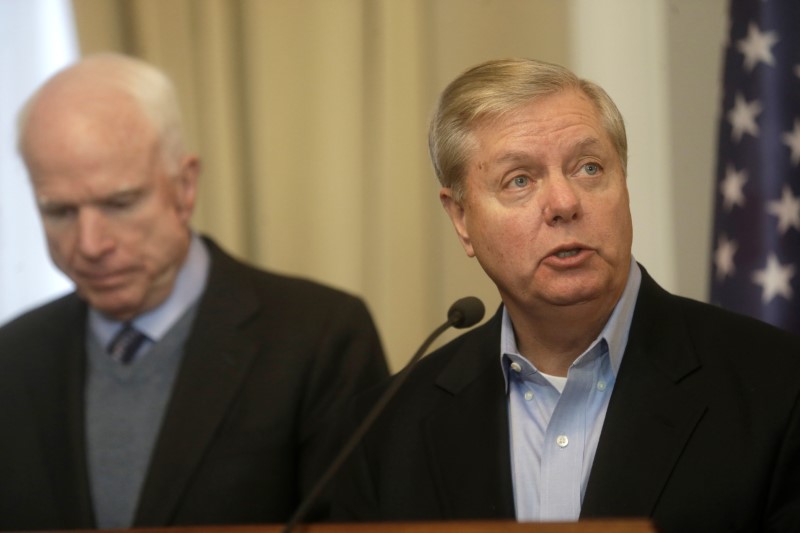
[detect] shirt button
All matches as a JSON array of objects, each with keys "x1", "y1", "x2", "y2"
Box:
[
  {"x1": 556, "y1": 435, "x2": 569, "y2": 448},
  {"x1": 510, "y1": 362, "x2": 522, "y2": 373},
  {"x1": 597, "y1": 381, "x2": 606, "y2": 391},
  {"x1": 524, "y1": 391, "x2": 533, "y2": 401}
]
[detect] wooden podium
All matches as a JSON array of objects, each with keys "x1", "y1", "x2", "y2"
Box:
[
  {"x1": 54, "y1": 520, "x2": 656, "y2": 533},
  {"x1": 285, "y1": 521, "x2": 657, "y2": 532}
]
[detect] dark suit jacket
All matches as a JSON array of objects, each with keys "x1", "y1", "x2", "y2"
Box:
[
  {"x1": 0, "y1": 237, "x2": 388, "y2": 530},
  {"x1": 331, "y1": 267, "x2": 800, "y2": 532}
]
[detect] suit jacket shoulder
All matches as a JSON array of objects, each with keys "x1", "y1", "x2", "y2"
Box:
[
  {"x1": 0, "y1": 291, "x2": 85, "y2": 361},
  {"x1": 583, "y1": 267, "x2": 800, "y2": 532}
]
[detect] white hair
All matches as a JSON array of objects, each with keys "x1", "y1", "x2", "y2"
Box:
[{"x1": 17, "y1": 53, "x2": 187, "y2": 173}]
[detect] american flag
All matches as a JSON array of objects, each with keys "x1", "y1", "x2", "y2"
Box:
[{"x1": 710, "y1": 0, "x2": 800, "y2": 336}]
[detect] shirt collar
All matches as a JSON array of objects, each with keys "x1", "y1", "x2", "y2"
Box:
[
  {"x1": 499, "y1": 257, "x2": 642, "y2": 391},
  {"x1": 89, "y1": 233, "x2": 211, "y2": 347}
]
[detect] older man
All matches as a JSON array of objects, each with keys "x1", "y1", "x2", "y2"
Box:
[
  {"x1": 0, "y1": 53, "x2": 387, "y2": 530},
  {"x1": 330, "y1": 58, "x2": 800, "y2": 532}
]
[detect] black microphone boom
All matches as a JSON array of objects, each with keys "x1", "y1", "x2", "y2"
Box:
[{"x1": 283, "y1": 296, "x2": 485, "y2": 532}]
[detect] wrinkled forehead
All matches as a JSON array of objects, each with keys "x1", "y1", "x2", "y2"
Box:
[
  {"x1": 471, "y1": 87, "x2": 598, "y2": 127},
  {"x1": 22, "y1": 82, "x2": 157, "y2": 166}
]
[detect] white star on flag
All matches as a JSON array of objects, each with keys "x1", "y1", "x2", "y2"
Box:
[
  {"x1": 752, "y1": 254, "x2": 795, "y2": 304},
  {"x1": 767, "y1": 186, "x2": 800, "y2": 234},
  {"x1": 736, "y1": 22, "x2": 778, "y2": 71},
  {"x1": 727, "y1": 93, "x2": 762, "y2": 142},
  {"x1": 714, "y1": 234, "x2": 738, "y2": 281},
  {"x1": 783, "y1": 119, "x2": 800, "y2": 166},
  {"x1": 720, "y1": 165, "x2": 748, "y2": 211}
]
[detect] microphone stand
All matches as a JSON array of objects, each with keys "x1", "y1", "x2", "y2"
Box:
[{"x1": 282, "y1": 316, "x2": 460, "y2": 532}]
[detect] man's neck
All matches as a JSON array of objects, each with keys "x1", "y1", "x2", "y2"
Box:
[{"x1": 505, "y1": 297, "x2": 619, "y2": 377}]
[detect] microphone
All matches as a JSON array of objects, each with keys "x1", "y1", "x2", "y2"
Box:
[
  {"x1": 447, "y1": 296, "x2": 485, "y2": 329},
  {"x1": 283, "y1": 296, "x2": 485, "y2": 532}
]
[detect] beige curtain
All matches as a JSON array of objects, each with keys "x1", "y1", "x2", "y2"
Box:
[{"x1": 72, "y1": 0, "x2": 569, "y2": 369}]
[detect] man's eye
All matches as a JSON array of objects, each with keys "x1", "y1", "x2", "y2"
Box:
[
  {"x1": 583, "y1": 163, "x2": 601, "y2": 175},
  {"x1": 511, "y1": 175, "x2": 529, "y2": 187},
  {"x1": 41, "y1": 206, "x2": 75, "y2": 219},
  {"x1": 105, "y1": 194, "x2": 139, "y2": 211}
]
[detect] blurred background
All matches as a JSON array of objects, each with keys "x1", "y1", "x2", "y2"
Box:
[{"x1": 1, "y1": 0, "x2": 728, "y2": 369}]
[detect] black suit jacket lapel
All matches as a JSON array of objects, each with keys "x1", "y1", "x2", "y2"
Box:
[
  {"x1": 134, "y1": 239, "x2": 263, "y2": 525},
  {"x1": 424, "y1": 309, "x2": 516, "y2": 519},
  {"x1": 27, "y1": 295, "x2": 95, "y2": 527},
  {"x1": 581, "y1": 268, "x2": 706, "y2": 517}
]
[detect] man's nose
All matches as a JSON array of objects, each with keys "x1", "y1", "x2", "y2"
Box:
[
  {"x1": 542, "y1": 174, "x2": 581, "y2": 225},
  {"x1": 76, "y1": 209, "x2": 114, "y2": 259}
]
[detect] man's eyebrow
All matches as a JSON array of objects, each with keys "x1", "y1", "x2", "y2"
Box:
[
  {"x1": 104, "y1": 187, "x2": 143, "y2": 200},
  {"x1": 494, "y1": 151, "x2": 534, "y2": 165},
  {"x1": 37, "y1": 197, "x2": 70, "y2": 210},
  {"x1": 36, "y1": 186, "x2": 145, "y2": 209},
  {"x1": 572, "y1": 136, "x2": 604, "y2": 153}
]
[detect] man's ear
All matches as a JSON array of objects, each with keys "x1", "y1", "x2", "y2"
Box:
[
  {"x1": 174, "y1": 154, "x2": 200, "y2": 222},
  {"x1": 440, "y1": 187, "x2": 475, "y2": 257}
]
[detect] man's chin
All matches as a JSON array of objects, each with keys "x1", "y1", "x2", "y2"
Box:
[
  {"x1": 537, "y1": 282, "x2": 606, "y2": 308},
  {"x1": 82, "y1": 292, "x2": 139, "y2": 321}
]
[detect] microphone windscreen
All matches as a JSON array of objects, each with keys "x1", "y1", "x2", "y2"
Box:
[{"x1": 447, "y1": 296, "x2": 485, "y2": 328}]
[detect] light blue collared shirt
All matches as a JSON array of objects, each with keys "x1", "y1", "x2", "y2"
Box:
[
  {"x1": 502, "y1": 259, "x2": 641, "y2": 522},
  {"x1": 89, "y1": 233, "x2": 211, "y2": 361}
]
